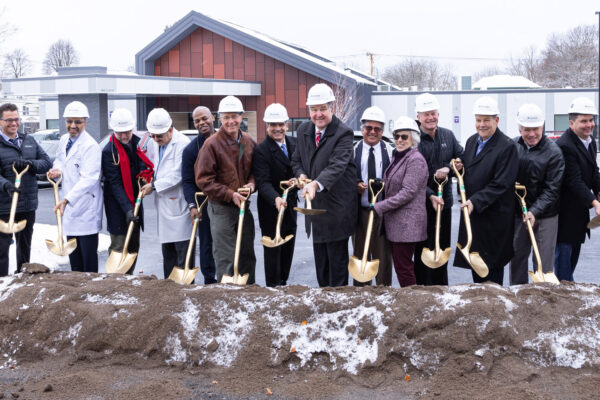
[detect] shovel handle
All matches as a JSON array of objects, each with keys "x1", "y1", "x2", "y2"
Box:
[
  {"x1": 514, "y1": 184, "x2": 543, "y2": 274},
  {"x1": 194, "y1": 192, "x2": 208, "y2": 212},
  {"x1": 368, "y1": 179, "x2": 385, "y2": 203}
]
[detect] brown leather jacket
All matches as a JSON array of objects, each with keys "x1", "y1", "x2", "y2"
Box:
[{"x1": 195, "y1": 127, "x2": 256, "y2": 204}]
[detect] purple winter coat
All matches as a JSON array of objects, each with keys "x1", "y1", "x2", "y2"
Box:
[{"x1": 373, "y1": 148, "x2": 428, "y2": 243}]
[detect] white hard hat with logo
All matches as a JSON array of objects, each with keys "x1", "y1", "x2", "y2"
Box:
[
  {"x1": 63, "y1": 101, "x2": 90, "y2": 118},
  {"x1": 392, "y1": 116, "x2": 419, "y2": 133},
  {"x1": 568, "y1": 97, "x2": 598, "y2": 115},
  {"x1": 110, "y1": 108, "x2": 135, "y2": 132},
  {"x1": 473, "y1": 96, "x2": 499, "y2": 115},
  {"x1": 306, "y1": 83, "x2": 336, "y2": 106},
  {"x1": 263, "y1": 103, "x2": 289, "y2": 123},
  {"x1": 415, "y1": 93, "x2": 440, "y2": 113},
  {"x1": 146, "y1": 108, "x2": 172, "y2": 134},
  {"x1": 360, "y1": 106, "x2": 386, "y2": 125},
  {"x1": 218, "y1": 96, "x2": 244, "y2": 113},
  {"x1": 516, "y1": 104, "x2": 544, "y2": 128}
]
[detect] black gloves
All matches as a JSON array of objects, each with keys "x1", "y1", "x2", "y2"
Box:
[
  {"x1": 4, "y1": 182, "x2": 20, "y2": 195},
  {"x1": 13, "y1": 159, "x2": 32, "y2": 172},
  {"x1": 126, "y1": 209, "x2": 140, "y2": 226}
]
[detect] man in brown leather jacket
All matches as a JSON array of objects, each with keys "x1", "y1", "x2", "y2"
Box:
[{"x1": 195, "y1": 96, "x2": 257, "y2": 283}]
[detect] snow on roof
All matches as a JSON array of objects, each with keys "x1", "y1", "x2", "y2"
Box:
[{"x1": 473, "y1": 75, "x2": 541, "y2": 90}]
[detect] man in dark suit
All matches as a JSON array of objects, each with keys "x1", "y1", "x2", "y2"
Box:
[
  {"x1": 291, "y1": 83, "x2": 357, "y2": 287},
  {"x1": 182, "y1": 106, "x2": 217, "y2": 284},
  {"x1": 555, "y1": 97, "x2": 600, "y2": 282},
  {"x1": 352, "y1": 106, "x2": 393, "y2": 286},
  {"x1": 453, "y1": 96, "x2": 518, "y2": 285},
  {"x1": 253, "y1": 103, "x2": 298, "y2": 287}
]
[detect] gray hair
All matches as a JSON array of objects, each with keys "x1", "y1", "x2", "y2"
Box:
[{"x1": 394, "y1": 129, "x2": 420, "y2": 148}]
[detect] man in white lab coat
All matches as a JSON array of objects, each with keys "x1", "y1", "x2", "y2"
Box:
[
  {"x1": 48, "y1": 101, "x2": 103, "y2": 272},
  {"x1": 141, "y1": 108, "x2": 192, "y2": 279}
]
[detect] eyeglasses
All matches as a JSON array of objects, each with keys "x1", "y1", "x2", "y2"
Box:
[
  {"x1": 363, "y1": 126, "x2": 382, "y2": 133},
  {"x1": 0, "y1": 118, "x2": 21, "y2": 124},
  {"x1": 393, "y1": 133, "x2": 410, "y2": 141},
  {"x1": 151, "y1": 133, "x2": 165, "y2": 139},
  {"x1": 66, "y1": 119, "x2": 85, "y2": 125}
]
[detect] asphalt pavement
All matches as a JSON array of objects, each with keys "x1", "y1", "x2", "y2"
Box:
[{"x1": 34, "y1": 185, "x2": 600, "y2": 287}]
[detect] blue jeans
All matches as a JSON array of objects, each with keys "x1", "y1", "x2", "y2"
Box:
[{"x1": 554, "y1": 242, "x2": 581, "y2": 282}]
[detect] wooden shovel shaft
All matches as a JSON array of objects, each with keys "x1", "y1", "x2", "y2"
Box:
[
  {"x1": 121, "y1": 193, "x2": 143, "y2": 258},
  {"x1": 183, "y1": 218, "x2": 199, "y2": 272},
  {"x1": 273, "y1": 186, "x2": 290, "y2": 240},
  {"x1": 451, "y1": 161, "x2": 474, "y2": 249},
  {"x1": 3, "y1": 165, "x2": 29, "y2": 228},
  {"x1": 233, "y1": 200, "x2": 246, "y2": 277},
  {"x1": 515, "y1": 185, "x2": 544, "y2": 274},
  {"x1": 359, "y1": 180, "x2": 385, "y2": 272}
]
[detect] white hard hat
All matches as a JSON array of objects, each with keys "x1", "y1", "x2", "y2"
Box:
[
  {"x1": 110, "y1": 108, "x2": 135, "y2": 132},
  {"x1": 360, "y1": 106, "x2": 386, "y2": 125},
  {"x1": 392, "y1": 116, "x2": 419, "y2": 133},
  {"x1": 146, "y1": 108, "x2": 172, "y2": 134},
  {"x1": 473, "y1": 96, "x2": 499, "y2": 116},
  {"x1": 263, "y1": 103, "x2": 289, "y2": 123},
  {"x1": 516, "y1": 104, "x2": 544, "y2": 128},
  {"x1": 306, "y1": 83, "x2": 335, "y2": 106},
  {"x1": 415, "y1": 93, "x2": 440, "y2": 113},
  {"x1": 218, "y1": 96, "x2": 244, "y2": 113},
  {"x1": 63, "y1": 101, "x2": 89, "y2": 118},
  {"x1": 568, "y1": 97, "x2": 598, "y2": 115}
]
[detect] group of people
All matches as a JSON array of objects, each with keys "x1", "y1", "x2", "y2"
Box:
[{"x1": 1, "y1": 85, "x2": 598, "y2": 288}]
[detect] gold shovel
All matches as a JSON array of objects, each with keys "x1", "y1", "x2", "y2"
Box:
[
  {"x1": 421, "y1": 176, "x2": 452, "y2": 269},
  {"x1": 45, "y1": 172, "x2": 77, "y2": 256},
  {"x1": 0, "y1": 164, "x2": 30, "y2": 234},
  {"x1": 515, "y1": 185, "x2": 560, "y2": 284},
  {"x1": 168, "y1": 192, "x2": 207, "y2": 284},
  {"x1": 105, "y1": 178, "x2": 148, "y2": 274},
  {"x1": 293, "y1": 178, "x2": 326, "y2": 215},
  {"x1": 349, "y1": 179, "x2": 384, "y2": 283},
  {"x1": 587, "y1": 214, "x2": 600, "y2": 229},
  {"x1": 450, "y1": 159, "x2": 489, "y2": 278},
  {"x1": 221, "y1": 187, "x2": 251, "y2": 285},
  {"x1": 261, "y1": 180, "x2": 296, "y2": 248}
]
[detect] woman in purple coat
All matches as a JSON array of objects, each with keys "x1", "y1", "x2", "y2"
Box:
[{"x1": 373, "y1": 117, "x2": 428, "y2": 287}]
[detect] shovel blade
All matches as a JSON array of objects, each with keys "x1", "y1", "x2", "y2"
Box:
[
  {"x1": 543, "y1": 272, "x2": 560, "y2": 284},
  {"x1": 168, "y1": 266, "x2": 200, "y2": 284},
  {"x1": 587, "y1": 214, "x2": 600, "y2": 229},
  {"x1": 293, "y1": 207, "x2": 326, "y2": 215},
  {"x1": 260, "y1": 234, "x2": 294, "y2": 248},
  {"x1": 528, "y1": 269, "x2": 545, "y2": 283},
  {"x1": 420, "y1": 247, "x2": 452, "y2": 269},
  {"x1": 221, "y1": 273, "x2": 249, "y2": 285},
  {"x1": 45, "y1": 238, "x2": 77, "y2": 256},
  {"x1": 0, "y1": 219, "x2": 27, "y2": 234},
  {"x1": 105, "y1": 250, "x2": 138, "y2": 274},
  {"x1": 348, "y1": 255, "x2": 379, "y2": 283},
  {"x1": 457, "y1": 244, "x2": 489, "y2": 278}
]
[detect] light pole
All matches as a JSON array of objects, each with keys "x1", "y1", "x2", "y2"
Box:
[{"x1": 596, "y1": 12, "x2": 600, "y2": 123}]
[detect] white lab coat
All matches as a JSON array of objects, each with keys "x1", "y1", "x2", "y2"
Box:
[
  {"x1": 148, "y1": 129, "x2": 192, "y2": 243},
  {"x1": 53, "y1": 130, "x2": 103, "y2": 236}
]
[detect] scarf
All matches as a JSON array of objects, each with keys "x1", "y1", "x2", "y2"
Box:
[{"x1": 110, "y1": 133, "x2": 154, "y2": 205}]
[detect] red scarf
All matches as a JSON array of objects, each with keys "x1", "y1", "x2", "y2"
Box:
[{"x1": 110, "y1": 134, "x2": 154, "y2": 205}]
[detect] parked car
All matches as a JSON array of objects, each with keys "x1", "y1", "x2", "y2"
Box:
[
  {"x1": 37, "y1": 139, "x2": 61, "y2": 187},
  {"x1": 30, "y1": 129, "x2": 60, "y2": 143}
]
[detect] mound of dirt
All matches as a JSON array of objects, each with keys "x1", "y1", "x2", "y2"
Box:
[{"x1": 1, "y1": 265, "x2": 599, "y2": 399}]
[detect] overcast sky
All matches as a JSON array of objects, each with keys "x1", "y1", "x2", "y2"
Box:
[{"x1": 2, "y1": 0, "x2": 599, "y2": 79}]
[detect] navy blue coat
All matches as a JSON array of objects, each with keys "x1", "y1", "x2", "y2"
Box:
[{"x1": 182, "y1": 134, "x2": 209, "y2": 209}]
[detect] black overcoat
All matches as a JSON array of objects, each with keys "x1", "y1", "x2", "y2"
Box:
[
  {"x1": 291, "y1": 115, "x2": 357, "y2": 242},
  {"x1": 453, "y1": 128, "x2": 518, "y2": 271},
  {"x1": 253, "y1": 135, "x2": 298, "y2": 237}
]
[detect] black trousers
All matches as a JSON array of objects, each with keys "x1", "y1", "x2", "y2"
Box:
[
  {"x1": 0, "y1": 210, "x2": 35, "y2": 276},
  {"x1": 263, "y1": 230, "x2": 296, "y2": 287},
  {"x1": 197, "y1": 210, "x2": 217, "y2": 284},
  {"x1": 313, "y1": 238, "x2": 349, "y2": 287},
  {"x1": 67, "y1": 233, "x2": 99, "y2": 273},
  {"x1": 414, "y1": 206, "x2": 452, "y2": 286},
  {"x1": 162, "y1": 240, "x2": 188, "y2": 279}
]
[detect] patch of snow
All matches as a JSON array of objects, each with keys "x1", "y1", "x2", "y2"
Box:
[
  {"x1": 497, "y1": 296, "x2": 517, "y2": 314},
  {"x1": 474, "y1": 345, "x2": 489, "y2": 357},
  {"x1": 164, "y1": 333, "x2": 187, "y2": 364},
  {"x1": 431, "y1": 292, "x2": 470, "y2": 311},
  {"x1": 0, "y1": 277, "x2": 24, "y2": 303},
  {"x1": 19, "y1": 304, "x2": 29, "y2": 310},
  {"x1": 84, "y1": 293, "x2": 138, "y2": 306},
  {"x1": 52, "y1": 295, "x2": 65, "y2": 303},
  {"x1": 67, "y1": 322, "x2": 82, "y2": 346},
  {"x1": 176, "y1": 298, "x2": 200, "y2": 341},
  {"x1": 477, "y1": 318, "x2": 490, "y2": 332}
]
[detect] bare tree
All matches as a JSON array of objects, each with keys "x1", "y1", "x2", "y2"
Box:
[
  {"x1": 43, "y1": 39, "x2": 79, "y2": 74},
  {"x1": 331, "y1": 75, "x2": 362, "y2": 127},
  {"x1": 382, "y1": 59, "x2": 457, "y2": 90},
  {"x1": 0, "y1": 7, "x2": 16, "y2": 48},
  {"x1": 509, "y1": 45, "x2": 542, "y2": 83},
  {"x1": 471, "y1": 65, "x2": 506, "y2": 82},
  {"x1": 3, "y1": 48, "x2": 32, "y2": 78}
]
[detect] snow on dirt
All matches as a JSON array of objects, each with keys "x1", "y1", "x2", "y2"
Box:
[{"x1": 0, "y1": 265, "x2": 600, "y2": 399}]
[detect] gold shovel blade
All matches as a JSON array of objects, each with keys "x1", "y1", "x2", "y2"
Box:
[
  {"x1": 587, "y1": 214, "x2": 600, "y2": 229},
  {"x1": 457, "y1": 244, "x2": 489, "y2": 278},
  {"x1": 260, "y1": 234, "x2": 294, "y2": 248},
  {"x1": 293, "y1": 207, "x2": 326, "y2": 215},
  {"x1": 528, "y1": 269, "x2": 545, "y2": 283},
  {"x1": 0, "y1": 219, "x2": 27, "y2": 234},
  {"x1": 543, "y1": 272, "x2": 560, "y2": 284},
  {"x1": 421, "y1": 247, "x2": 452, "y2": 269},
  {"x1": 45, "y1": 238, "x2": 77, "y2": 256},
  {"x1": 221, "y1": 272, "x2": 249, "y2": 285},
  {"x1": 105, "y1": 250, "x2": 138, "y2": 274},
  {"x1": 348, "y1": 255, "x2": 379, "y2": 283},
  {"x1": 168, "y1": 266, "x2": 200, "y2": 284}
]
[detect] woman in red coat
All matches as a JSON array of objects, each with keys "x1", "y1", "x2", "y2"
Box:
[{"x1": 373, "y1": 117, "x2": 428, "y2": 287}]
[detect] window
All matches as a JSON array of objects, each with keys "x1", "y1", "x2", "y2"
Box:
[
  {"x1": 288, "y1": 118, "x2": 309, "y2": 138},
  {"x1": 46, "y1": 119, "x2": 59, "y2": 129}
]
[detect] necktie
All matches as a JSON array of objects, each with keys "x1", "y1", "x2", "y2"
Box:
[
  {"x1": 476, "y1": 139, "x2": 485, "y2": 156},
  {"x1": 66, "y1": 139, "x2": 73, "y2": 155},
  {"x1": 316, "y1": 131, "x2": 321, "y2": 147},
  {"x1": 8, "y1": 138, "x2": 19, "y2": 148},
  {"x1": 368, "y1": 146, "x2": 376, "y2": 203},
  {"x1": 158, "y1": 145, "x2": 166, "y2": 166},
  {"x1": 588, "y1": 142, "x2": 596, "y2": 160},
  {"x1": 281, "y1": 143, "x2": 289, "y2": 158}
]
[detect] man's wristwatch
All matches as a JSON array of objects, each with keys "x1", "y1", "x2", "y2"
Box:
[{"x1": 188, "y1": 203, "x2": 196, "y2": 210}]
